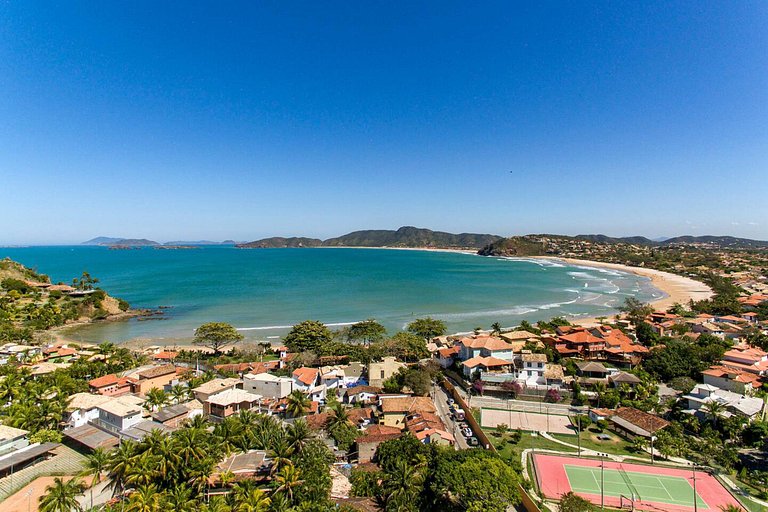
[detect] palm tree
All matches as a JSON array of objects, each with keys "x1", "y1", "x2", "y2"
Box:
[
  {"x1": 125, "y1": 452, "x2": 160, "y2": 488},
  {"x1": 144, "y1": 388, "x2": 169, "y2": 412},
  {"x1": 285, "y1": 390, "x2": 310, "y2": 418},
  {"x1": 719, "y1": 506, "x2": 746, "y2": 512},
  {"x1": 325, "y1": 402, "x2": 351, "y2": 432},
  {"x1": 164, "y1": 485, "x2": 198, "y2": 512},
  {"x1": 273, "y1": 464, "x2": 303, "y2": 504},
  {"x1": 269, "y1": 439, "x2": 294, "y2": 476},
  {"x1": 170, "y1": 384, "x2": 190, "y2": 404},
  {"x1": 384, "y1": 460, "x2": 424, "y2": 512},
  {"x1": 80, "y1": 447, "x2": 109, "y2": 509},
  {"x1": 127, "y1": 484, "x2": 162, "y2": 512},
  {"x1": 286, "y1": 419, "x2": 311, "y2": 453},
  {"x1": 704, "y1": 400, "x2": 726, "y2": 427},
  {"x1": 39, "y1": 477, "x2": 86, "y2": 512},
  {"x1": 491, "y1": 322, "x2": 502, "y2": 335},
  {"x1": 108, "y1": 440, "x2": 139, "y2": 495},
  {"x1": 232, "y1": 485, "x2": 270, "y2": 512}
]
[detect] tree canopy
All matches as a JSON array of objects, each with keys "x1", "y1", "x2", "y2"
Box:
[
  {"x1": 406, "y1": 317, "x2": 447, "y2": 341},
  {"x1": 284, "y1": 320, "x2": 332, "y2": 353},
  {"x1": 193, "y1": 322, "x2": 244, "y2": 355}
]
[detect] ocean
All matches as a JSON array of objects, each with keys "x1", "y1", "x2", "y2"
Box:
[{"x1": 0, "y1": 246, "x2": 662, "y2": 344}]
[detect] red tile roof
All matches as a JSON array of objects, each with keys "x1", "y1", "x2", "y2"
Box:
[
  {"x1": 89, "y1": 374, "x2": 119, "y2": 388},
  {"x1": 458, "y1": 335, "x2": 513, "y2": 351},
  {"x1": 292, "y1": 367, "x2": 319, "y2": 386},
  {"x1": 462, "y1": 356, "x2": 510, "y2": 369}
]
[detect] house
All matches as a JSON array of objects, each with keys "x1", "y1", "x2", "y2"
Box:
[
  {"x1": 214, "y1": 361, "x2": 280, "y2": 376},
  {"x1": 702, "y1": 365, "x2": 763, "y2": 395},
  {"x1": 130, "y1": 364, "x2": 180, "y2": 395},
  {"x1": 119, "y1": 420, "x2": 173, "y2": 442},
  {"x1": 243, "y1": 372, "x2": 293, "y2": 399},
  {"x1": 88, "y1": 374, "x2": 133, "y2": 396},
  {"x1": 500, "y1": 330, "x2": 541, "y2": 346},
  {"x1": 593, "y1": 327, "x2": 649, "y2": 366},
  {"x1": 342, "y1": 385, "x2": 381, "y2": 405},
  {"x1": 518, "y1": 353, "x2": 548, "y2": 386},
  {"x1": 379, "y1": 396, "x2": 437, "y2": 429},
  {"x1": 355, "y1": 425, "x2": 402, "y2": 463},
  {"x1": 608, "y1": 372, "x2": 642, "y2": 388},
  {"x1": 206, "y1": 389, "x2": 263, "y2": 421},
  {"x1": 41, "y1": 346, "x2": 78, "y2": 363},
  {"x1": 543, "y1": 364, "x2": 566, "y2": 388},
  {"x1": 575, "y1": 361, "x2": 610, "y2": 379},
  {"x1": 65, "y1": 393, "x2": 111, "y2": 428},
  {"x1": 0, "y1": 426, "x2": 59, "y2": 478},
  {"x1": 210, "y1": 450, "x2": 270, "y2": 484},
  {"x1": 368, "y1": 357, "x2": 407, "y2": 388},
  {"x1": 682, "y1": 384, "x2": 765, "y2": 421},
  {"x1": 62, "y1": 423, "x2": 119, "y2": 452},
  {"x1": 95, "y1": 396, "x2": 146, "y2": 432},
  {"x1": 461, "y1": 356, "x2": 512, "y2": 379},
  {"x1": 553, "y1": 328, "x2": 606, "y2": 360},
  {"x1": 152, "y1": 403, "x2": 199, "y2": 428},
  {"x1": 319, "y1": 363, "x2": 365, "y2": 390},
  {"x1": 192, "y1": 378, "x2": 242, "y2": 402},
  {"x1": 720, "y1": 345, "x2": 768, "y2": 375},
  {"x1": 609, "y1": 407, "x2": 669, "y2": 440},
  {"x1": 742, "y1": 312, "x2": 759, "y2": 323},
  {"x1": 0, "y1": 425, "x2": 29, "y2": 456},
  {"x1": 457, "y1": 335, "x2": 514, "y2": 361},
  {"x1": 435, "y1": 346, "x2": 460, "y2": 368},
  {"x1": 588, "y1": 408, "x2": 614, "y2": 423},
  {"x1": 292, "y1": 367, "x2": 320, "y2": 391}
]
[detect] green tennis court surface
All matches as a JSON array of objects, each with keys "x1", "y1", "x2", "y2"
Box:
[{"x1": 565, "y1": 465, "x2": 708, "y2": 509}]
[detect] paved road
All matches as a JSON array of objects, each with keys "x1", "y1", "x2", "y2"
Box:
[{"x1": 432, "y1": 384, "x2": 470, "y2": 450}]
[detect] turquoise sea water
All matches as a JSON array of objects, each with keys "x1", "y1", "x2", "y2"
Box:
[{"x1": 0, "y1": 246, "x2": 662, "y2": 344}]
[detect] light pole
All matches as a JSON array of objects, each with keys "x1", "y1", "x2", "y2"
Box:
[
  {"x1": 650, "y1": 435, "x2": 655, "y2": 465},
  {"x1": 692, "y1": 463, "x2": 698, "y2": 512},
  {"x1": 600, "y1": 455, "x2": 605, "y2": 511},
  {"x1": 576, "y1": 415, "x2": 582, "y2": 457}
]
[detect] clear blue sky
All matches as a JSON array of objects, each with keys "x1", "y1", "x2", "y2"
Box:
[{"x1": 1, "y1": 1, "x2": 766, "y2": 244}]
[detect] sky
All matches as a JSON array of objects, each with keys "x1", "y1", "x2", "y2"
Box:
[{"x1": 1, "y1": 1, "x2": 767, "y2": 244}]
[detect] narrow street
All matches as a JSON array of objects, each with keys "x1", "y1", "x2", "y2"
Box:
[{"x1": 432, "y1": 384, "x2": 470, "y2": 450}]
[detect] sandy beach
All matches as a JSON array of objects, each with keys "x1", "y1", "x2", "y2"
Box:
[{"x1": 538, "y1": 256, "x2": 714, "y2": 326}]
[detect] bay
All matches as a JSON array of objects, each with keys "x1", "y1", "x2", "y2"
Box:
[{"x1": 0, "y1": 246, "x2": 662, "y2": 344}]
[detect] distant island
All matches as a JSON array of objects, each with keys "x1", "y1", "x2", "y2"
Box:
[{"x1": 82, "y1": 237, "x2": 237, "y2": 247}]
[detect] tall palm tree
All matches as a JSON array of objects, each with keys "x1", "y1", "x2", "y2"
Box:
[
  {"x1": 286, "y1": 419, "x2": 311, "y2": 453},
  {"x1": 144, "y1": 388, "x2": 169, "y2": 412},
  {"x1": 325, "y1": 402, "x2": 351, "y2": 432},
  {"x1": 704, "y1": 400, "x2": 726, "y2": 427},
  {"x1": 125, "y1": 452, "x2": 160, "y2": 488},
  {"x1": 491, "y1": 322, "x2": 502, "y2": 335},
  {"x1": 170, "y1": 384, "x2": 190, "y2": 404},
  {"x1": 108, "y1": 441, "x2": 139, "y2": 495},
  {"x1": 285, "y1": 390, "x2": 310, "y2": 418},
  {"x1": 80, "y1": 447, "x2": 110, "y2": 510},
  {"x1": 269, "y1": 439, "x2": 294, "y2": 475},
  {"x1": 38, "y1": 477, "x2": 86, "y2": 512},
  {"x1": 127, "y1": 484, "x2": 162, "y2": 512},
  {"x1": 273, "y1": 464, "x2": 303, "y2": 504}
]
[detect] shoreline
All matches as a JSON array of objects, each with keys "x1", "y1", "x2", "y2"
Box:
[{"x1": 533, "y1": 256, "x2": 714, "y2": 327}]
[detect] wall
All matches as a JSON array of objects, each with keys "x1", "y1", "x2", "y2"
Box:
[{"x1": 443, "y1": 380, "x2": 493, "y2": 451}]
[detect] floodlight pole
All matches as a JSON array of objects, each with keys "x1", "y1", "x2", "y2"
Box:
[
  {"x1": 600, "y1": 455, "x2": 605, "y2": 511},
  {"x1": 692, "y1": 463, "x2": 698, "y2": 512},
  {"x1": 576, "y1": 415, "x2": 582, "y2": 457}
]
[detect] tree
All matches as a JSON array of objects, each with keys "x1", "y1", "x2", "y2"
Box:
[
  {"x1": 495, "y1": 423, "x2": 508, "y2": 438},
  {"x1": 386, "y1": 332, "x2": 429, "y2": 362},
  {"x1": 406, "y1": 317, "x2": 447, "y2": 341},
  {"x1": 80, "y1": 448, "x2": 109, "y2": 510},
  {"x1": 193, "y1": 322, "x2": 244, "y2": 355},
  {"x1": 491, "y1": 322, "x2": 502, "y2": 335},
  {"x1": 545, "y1": 388, "x2": 561, "y2": 403},
  {"x1": 285, "y1": 390, "x2": 310, "y2": 418},
  {"x1": 619, "y1": 297, "x2": 654, "y2": 326},
  {"x1": 347, "y1": 319, "x2": 386, "y2": 345},
  {"x1": 384, "y1": 459, "x2": 425, "y2": 512},
  {"x1": 144, "y1": 387, "x2": 169, "y2": 412},
  {"x1": 284, "y1": 320, "x2": 332, "y2": 353},
  {"x1": 39, "y1": 477, "x2": 85, "y2": 512},
  {"x1": 128, "y1": 484, "x2": 163, "y2": 512},
  {"x1": 704, "y1": 400, "x2": 726, "y2": 427},
  {"x1": 72, "y1": 271, "x2": 99, "y2": 291},
  {"x1": 635, "y1": 321, "x2": 659, "y2": 345},
  {"x1": 559, "y1": 491, "x2": 594, "y2": 511},
  {"x1": 274, "y1": 464, "x2": 304, "y2": 504},
  {"x1": 403, "y1": 368, "x2": 432, "y2": 396},
  {"x1": 501, "y1": 380, "x2": 522, "y2": 398}
]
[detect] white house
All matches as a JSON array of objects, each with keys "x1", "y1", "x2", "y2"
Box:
[
  {"x1": 518, "y1": 353, "x2": 547, "y2": 386},
  {"x1": 96, "y1": 396, "x2": 145, "y2": 432},
  {"x1": 458, "y1": 335, "x2": 515, "y2": 362},
  {"x1": 64, "y1": 393, "x2": 111, "y2": 428},
  {"x1": 682, "y1": 384, "x2": 765, "y2": 421},
  {"x1": 243, "y1": 372, "x2": 293, "y2": 399}
]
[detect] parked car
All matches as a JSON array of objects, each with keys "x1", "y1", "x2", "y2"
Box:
[
  {"x1": 463, "y1": 428, "x2": 473, "y2": 438},
  {"x1": 447, "y1": 398, "x2": 455, "y2": 406},
  {"x1": 467, "y1": 436, "x2": 479, "y2": 446}
]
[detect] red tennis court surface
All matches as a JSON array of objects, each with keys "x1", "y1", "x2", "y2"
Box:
[{"x1": 533, "y1": 453, "x2": 743, "y2": 512}]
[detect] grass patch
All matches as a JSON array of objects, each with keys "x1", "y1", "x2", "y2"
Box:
[
  {"x1": 492, "y1": 430, "x2": 577, "y2": 466},
  {"x1": 550, "y1": 429, "x2": 651, "y2": 460}
]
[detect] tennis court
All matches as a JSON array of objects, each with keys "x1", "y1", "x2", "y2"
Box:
[
  {"x1": 533, "y1": 453, "x2": 743, "y2": 512},
  {"x1": 480, "y1": 408, "x2": 573, "y2": 434}
]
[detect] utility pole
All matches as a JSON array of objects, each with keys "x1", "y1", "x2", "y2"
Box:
[
  {"x1": 692, "y1": 463, "x2": 698, "y2": 512},
  {"x1": 600, "y1": 455, "x2": 605, "y2": 511},
  {"x1": 576, "y1": 415, "x2": 582, "y2": 457},
  {"x1": 650, "y1": 435, "x2": 655, "y2": 464}
]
